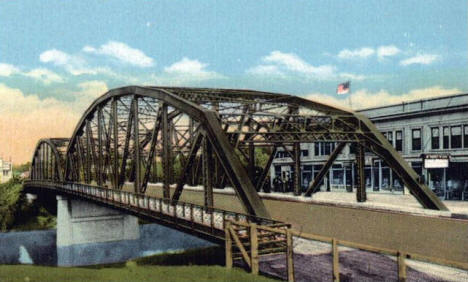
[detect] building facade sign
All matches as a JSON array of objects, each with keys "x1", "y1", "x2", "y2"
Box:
[{"x1": 422, "y1": 154, "x2": 450, "y2": 169}]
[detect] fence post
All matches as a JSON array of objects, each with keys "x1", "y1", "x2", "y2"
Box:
[
  {"x1": 225, "y1": 221, "x2": 233, "y2": 269},
  {"x1": 332, "y1": 238, "x2": 340, "y2": 282},
  {"x1": 250, "y1": 223, "x2": 259, "y2": 275},
  {"x1": 286, "y1": 229, "x2": 295, "y2": 282},
  {"x1": 398, "y1": 252, "x2": 407, "y2": 282}
]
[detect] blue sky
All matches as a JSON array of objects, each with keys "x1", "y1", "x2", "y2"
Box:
[{"x1": 0, "y1": 0, "x2": 467, "y2": 163}]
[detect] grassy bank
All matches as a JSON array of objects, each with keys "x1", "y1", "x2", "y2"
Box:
[
  {"x1": 0, "y1": 177, "x2": 56, "y2": 232},
  {"x1": 0, "y1": 247, "x2": 276, "y2": 282}
]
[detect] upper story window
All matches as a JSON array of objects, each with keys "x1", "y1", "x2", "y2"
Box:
[
  {"x1": 435, "y1": 124, "x2": 466, "y2": 150},
  {"x1": 387, "y1": 131, "x2": 393, "y2": 145},
  {"x1": 395, "y1": 130, "x2": 403, "y2": 152},
  {"x1": 451, "y1": 126, "x2": 462, "y2": 149},
  {"x1": 431, "y1": 127, "x2": 440, "y2": 150},
  {"x1": 314, "y1": 142, "x2": 335, "y2": 156},
  {"x1": 412, "y1": 128, "x2": 421, "y2": 151},
  {"x1": 275, "y1": 149, "x2": 309, "y2": 159},
  {"x1": 443, "y1": 126, "x2": 450, "y2": 149},
  {"x1": 464, "y1": 125, "x2": 468, "y2": 148},
  {"x1": 382, "y1": 131, "x2": 393, "y2": 146},
  {"x1": 275, "y1": 151, "x2": 289, "y2": 158}
]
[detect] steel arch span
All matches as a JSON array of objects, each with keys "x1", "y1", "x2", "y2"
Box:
[
  {"x1": 28, "y1": 86, "x2": 447, "y2": 217},
  {"x1": 30, "y1": 138, "x2": 69, "y2": 182}
]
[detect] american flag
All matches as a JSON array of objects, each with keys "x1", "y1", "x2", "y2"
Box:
[{"x1": 337, "y1": 81, "x2": 350, "y2": 95}]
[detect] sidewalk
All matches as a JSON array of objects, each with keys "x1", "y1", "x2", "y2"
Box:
[{"x1": 258, "y1": 190, "x2": 468, "y2": 218}]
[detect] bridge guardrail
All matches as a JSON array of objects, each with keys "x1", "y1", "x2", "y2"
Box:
[{"x1": 23, "y1": 180, "x2": 283, "y2": 241}]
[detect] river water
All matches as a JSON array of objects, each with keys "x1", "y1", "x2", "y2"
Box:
[{"x1": 0, "y1": 223, "x2": 213, "y2": 266}]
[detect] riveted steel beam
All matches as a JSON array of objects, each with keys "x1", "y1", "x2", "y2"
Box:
[
  {"x1": 162, "y1": 103, "x2": 171, "y2": 199},
  {"x1": 305, "y1": 142, "x2": 347, "y2": 196},
  {"x1": 112, "y1": 97, "x2": 119, "y2": 189},
  {"x1": 356, "y1": 143, "x2": 366, "y2": 202},
  {"x1": 133, "y1": 96, "x2": 141, "y2": 193},
  {"x1": 97, "y1": 106, "x2": 104, "y2": 186},
  {"x1": 119, "y1": 99, "x2": 134, "y2": 189},
  {"x1": 203, "y1": 135, "x2": 214, "y2": 208},
  {"x1": 141, "y1": 107, "x2": 162, "y2": 193}
]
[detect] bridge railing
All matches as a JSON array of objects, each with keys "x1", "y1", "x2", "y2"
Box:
[{"x1": 24, "y1": 180, "x2": 282, "y2": 240}]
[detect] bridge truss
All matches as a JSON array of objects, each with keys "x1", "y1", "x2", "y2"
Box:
[{"x1": 29, "y1": 86, "x2": 447, "y2": 219}]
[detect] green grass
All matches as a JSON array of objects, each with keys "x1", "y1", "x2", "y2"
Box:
[
  {"x1": 0, "y1": 247, "x2": 278, "y2": 282},
  {"x1": 0, "y1": 265, "x2": 276, "y2": 282}
]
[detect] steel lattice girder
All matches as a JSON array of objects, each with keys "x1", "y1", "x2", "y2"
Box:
[{"x1": 29, "y1": 86, "x2": 447, "y2": 217}]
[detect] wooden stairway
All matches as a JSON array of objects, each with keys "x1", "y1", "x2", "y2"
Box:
[{"x1": 225, "y1": 220, "x2": 295, "y2": 281}]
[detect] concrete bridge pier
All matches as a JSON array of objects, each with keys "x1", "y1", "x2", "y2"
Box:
[{"x1": 56, "y1": 195, "x2": 140, "y2": 266}]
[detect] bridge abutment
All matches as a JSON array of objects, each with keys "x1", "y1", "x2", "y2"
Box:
[{"x1": 56, "y1": 195, "x2": 140, "y2": 266}]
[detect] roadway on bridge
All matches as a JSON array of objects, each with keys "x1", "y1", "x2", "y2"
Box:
[{"x1": 131, "y1": 183, "x2": 468, "y2": 265}]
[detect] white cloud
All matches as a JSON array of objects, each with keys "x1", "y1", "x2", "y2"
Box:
[
  {"x1": 39, "y1": 49, "x2": 71, "y2": 65},
  {"x1": 82, "y1": 46, "x2": 96, "y2": 53},
  {"x1": 305, "y1": 86, "x2": 460, "y2": 110},
  {"x1": 0, "y1": 62, "x2": 63, "y2": 84},
  {"x1": 377, "y1": 45, "x2": 401, "y2": 59},
  {"x1": 246, "y1": 65, "x2": 284, "y2": 76},
  {"x1": 337, "y1": 47, "x2": 375, "y2": 59},
  {"x1": 161, "y1": 57, "x2": 224, "y2": 84},
  {"x1": 400, "y1": 53, "x2": 439, "y2": 66},
  {"x1": 262, "y1": 51, "x2": 336, "y2": 78},
  {"x1": 337, "y1": 45, "x2": 401, "y2": 61},
  {"x1": 247, "y1": 51, "x2": 372, "y2": 81},
  {"x1": 39, "y1": 48, "x2": 114, "y2": 76},
  {"x1": 0, "y1": 63, "x2": 20, "y2": 76},
  {"x1": 24, "y1": 68, "x2": 64, "y2": 84},
  {"x1": 83, "y1": 41, "x2": 154, "y2": 67}
]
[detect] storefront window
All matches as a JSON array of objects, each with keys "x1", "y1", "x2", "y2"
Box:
[
  {"x1": 301, "y1": 165, "x2": 312, "y2": 190},
  {"x1": 345, "y1": 166, "x2": 352, "y2": 186},
  {"x1": 412, "y1": 129, "x2": 421, "y2": 151},
  {"x1": 431, "y1": 127, "x2": 439, "y2": 150},
  {"x1": 428, "y1": 168, "x2": 445, "y2": 198},
  {"x1": 446, "y1": 163, "x2": 467, "y2": 200},
  {"x1": 381, "y1": 163, "x2": 391, "y2": 191},
  {"x1": 451, "y1": 126, "x2": 462, "y2": 148},
  {"x1": 364, "y1": 166, "x2": 373, "y2": 189},
  {"x1": 411, "y1": 162, "x2": 423, "y2": 179},
  {"x1": 393, "y1": 175, "x2": 403, "y2": 191},
  {"x1": 331, "y1": 164, "x2": 344, "y2": 186},
  {"x1": 313, "y1": 165, "x2": 325, "y2": 189},
  {"x1": 373, "y1": 164, "x2": 379, "y2": 191}
]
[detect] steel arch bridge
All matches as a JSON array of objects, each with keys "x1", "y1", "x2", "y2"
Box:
[{"x1": 27, "y1": 86, "x2": 447, "y2": 223}]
